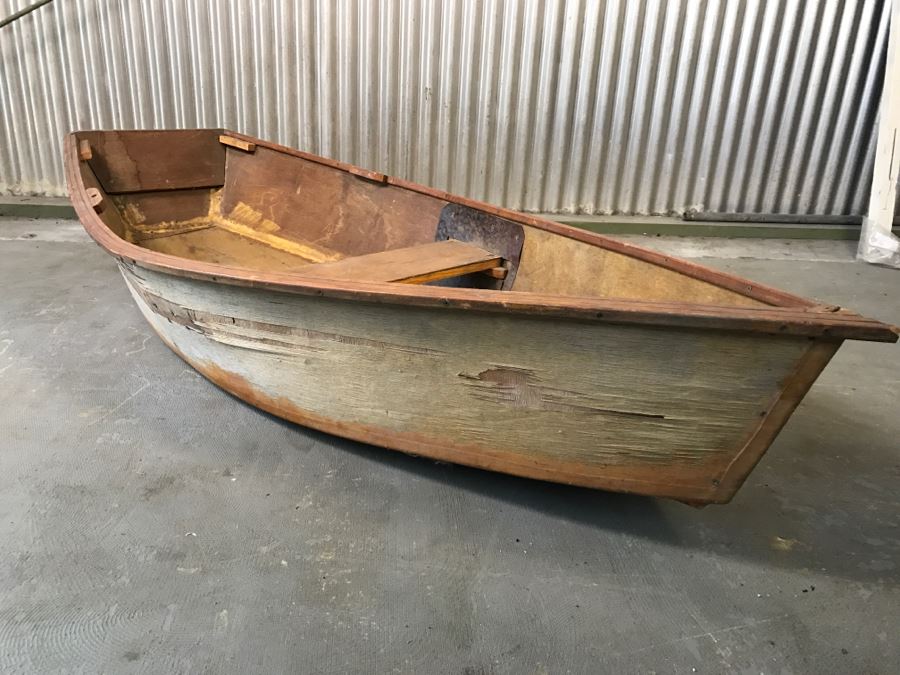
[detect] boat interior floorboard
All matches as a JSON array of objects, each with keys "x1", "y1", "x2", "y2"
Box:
[{"x1": 138, "y1": 226, "x2": 317, "y2": 273}]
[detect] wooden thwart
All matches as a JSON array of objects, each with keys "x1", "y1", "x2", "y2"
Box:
[{"x1": 294, "y1": 239, "x2": 502, "y2": 284}]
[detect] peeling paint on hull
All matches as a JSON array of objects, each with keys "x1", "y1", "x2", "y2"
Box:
[{"x1": 118, "y1": 262, "x2": 824, "y2": 504}]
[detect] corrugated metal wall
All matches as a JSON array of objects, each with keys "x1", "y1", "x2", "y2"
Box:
[{"x1": 0, "y1": 0, "x2": 890, "y2": 216}]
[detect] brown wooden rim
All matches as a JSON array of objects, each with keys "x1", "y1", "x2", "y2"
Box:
[{"x1": 65, "y1": 132, "x2": 899, "y2": 343}]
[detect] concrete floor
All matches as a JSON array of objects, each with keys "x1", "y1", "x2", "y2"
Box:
[{"x1": 1, "y1": 218, "x2": 898, "y2": 674}]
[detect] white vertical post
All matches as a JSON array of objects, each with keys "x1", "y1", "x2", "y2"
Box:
[{"x1": 859, "y1": 0, "x2": 900, "y2": 267}]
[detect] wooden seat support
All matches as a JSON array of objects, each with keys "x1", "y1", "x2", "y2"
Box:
[{"x1": 293, "y1": 239, "x2": 503, "y2": 284}]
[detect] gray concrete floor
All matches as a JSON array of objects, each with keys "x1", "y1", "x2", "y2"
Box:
[{"x1": 1, "y1": 218, "x2": 898, "y2": 674}]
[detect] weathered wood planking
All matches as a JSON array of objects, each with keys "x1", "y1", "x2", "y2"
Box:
[
  {"x1": 80, "y1": 129, "x2": 225, "y2": 194},
  {"x1": 122, "y1": 263, "x2": 818, "y2": 502},
  {"x1": 220, "y1": 146, "x2": 448, "y2": 257},
  {"x1": 293, "y1": 240, "x2": 501, "y2": 284}
]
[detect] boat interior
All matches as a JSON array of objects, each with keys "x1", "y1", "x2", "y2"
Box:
[{"x1": 72, "y1": 129, "x2": 799, "y2": 309}]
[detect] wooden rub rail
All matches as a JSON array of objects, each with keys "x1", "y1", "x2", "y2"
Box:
[{"x1": 293, "y1": 239, "x2": 503, "y2": 284}]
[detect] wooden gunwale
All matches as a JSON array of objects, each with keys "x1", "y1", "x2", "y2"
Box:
[{"x1": 65, "y1": 133, "x2": 899, "y2": 344}]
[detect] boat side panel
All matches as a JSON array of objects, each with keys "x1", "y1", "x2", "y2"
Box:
[
  {"x1": 219, "y1": 146, "x2": 448, "y2": 257},
  {"x1": 121, "y1": 264, "x2": 815, "y2": 502},
  {"x1": 513, "y1": 227, "x2": 768, "y2": 307},
  {"x1": 79, "y1": 129, "x2": 225, "y2": 194}
]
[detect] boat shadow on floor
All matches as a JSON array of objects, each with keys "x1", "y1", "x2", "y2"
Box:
[{"x1": 225, "y1": 387, "x2": 899, "y2": 587}]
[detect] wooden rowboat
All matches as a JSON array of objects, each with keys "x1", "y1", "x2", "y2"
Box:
[{"x1": 65, "y1": 130, "x2": 897, "y2": 505}]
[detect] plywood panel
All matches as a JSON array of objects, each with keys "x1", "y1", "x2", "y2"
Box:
[
  {"x1": 112, "y1": 189, "x2": 213, "y2": 229},
  {"x1": 80, "y1": 130, "x2": 225, "y2": 193},
  {"x1": 220, "y1": 147, "x2": 447, "y2": 257},
  {"x1": 513, "y1": 227, "x2": 768, "y2": 307}
]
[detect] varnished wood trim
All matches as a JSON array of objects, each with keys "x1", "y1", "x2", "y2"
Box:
[
  {"x1": 712, "y1": 341, "x2": 841, "y2": 501},
  {"x1": 65, "y1": 133, "x2": 899, "y2": 343},
  {"x1": 347, "y1": 164, "x2": 388, "y2": 184}
]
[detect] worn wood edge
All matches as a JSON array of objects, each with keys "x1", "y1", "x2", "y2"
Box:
[
  {"x1": 78, "y1": 138, "x2": 92, "y2": 161},
  {"x1": 290, "y1": 240, "x2": 500, "y2": 284},
  {"x1": 221, "y1": 130, "x2": 816, "y2": 308},
  {"x1": 711, "y1": 341, "x2": 842, "y2": 501},
  {"x1": 219, "y1": 134, "x2": 256, "y2": 153},
  {"x1": 142, "y1": 323, "x2": 723, "y2": 503},
  {"x1": 64, "y1": 133, "x2": 900, "y2": 343},
  {"x1": 395, "y1": 258, "x2": 501, "y2": 283},
  {"x1": 85, "y1": 187, "x2": 104, "y2": 213},
  {"x1": 346, "y1": 164, "x2": 388, "y2": 184}
]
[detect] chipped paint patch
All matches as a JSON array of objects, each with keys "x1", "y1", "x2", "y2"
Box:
[
  {"x1": 459, "y1": 365, "x2": 666, "y2": 419},
  {"x1": 130, "y1": 280, "x2": 446, "y2": 358}
]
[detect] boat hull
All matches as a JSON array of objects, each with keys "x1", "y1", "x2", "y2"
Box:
[{"x1": 120, "y1": 261, "x2": 835, "y2": 504}]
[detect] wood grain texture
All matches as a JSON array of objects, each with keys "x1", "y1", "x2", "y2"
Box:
[
  {"x1": 219, "y1": 134, "x2": 256, "y2": 152},
  {"x1": 122, "y1": 263, "x2": 821, "y2": 502},
  {"x1": 139, "y1": 228, "x2": 316, "y2": 273},
  {"x1": 514, "y1": 227, "x2": 768, "y2": 307},
  {"x1": 221, "y1": 146, "x2": 447, "y2": 256},
  {"x1": 81, "y1": 129, "x2": 225, "y2": 193},
  {"x1": 716, "y1": 340, "x2": 841, "y2": 498},
  {"x1": 78, "y1": 138, "x2": 92, "y2": 160},
  {"x1": 114, "y1": 188, "x2": 337, "y2": 269},
  {"x1": 293, "y1": 240, "x2": 500, "y2": 283},
  {"x1": 112, "y1": 188, "x2": 213, "y2": 232}
]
